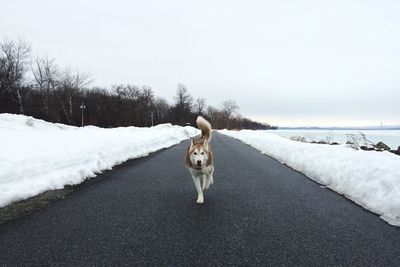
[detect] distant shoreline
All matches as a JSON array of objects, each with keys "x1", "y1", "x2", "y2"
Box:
[
  {"x1": 276, "y1": 127, "x2": 400, "y2": 131},
  {"x1": 271, "y1": 127, "x2": 400, "y2": 149}
]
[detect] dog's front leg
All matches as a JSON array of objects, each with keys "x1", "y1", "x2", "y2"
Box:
[
  {"x1": 204, "y1": 174, "x2": 211, "y2": 190},
  {"x1": 192, "y1": 175, "x2": 204, "y2": 204},
  {"x1": 205, "y1": 168, "x2": 214, "y2": 190},
  {"x1": 201, "y1": 175, "x2": 207, "y2": 191}
]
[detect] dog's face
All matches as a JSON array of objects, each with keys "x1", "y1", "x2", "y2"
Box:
[{"x1": 189, "y1": 140, "x2": 209, "y2": 168}]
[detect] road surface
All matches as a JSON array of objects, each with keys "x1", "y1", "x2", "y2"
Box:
[{"x1": 1, "y1": 133, "x2": 400, "y2": 266}]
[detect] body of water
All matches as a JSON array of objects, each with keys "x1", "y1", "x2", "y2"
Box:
[{"x1": 271, "y1": 129, "x2": 400, "y2": 150}]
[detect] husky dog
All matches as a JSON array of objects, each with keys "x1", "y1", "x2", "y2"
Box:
[{"x1": 186, "y1": 116, "x2": 214, "y2": 204}]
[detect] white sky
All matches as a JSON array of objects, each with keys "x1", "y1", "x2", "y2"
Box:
[{"x1": 1, "y1": 0, "x2": 399, "y2": 126}]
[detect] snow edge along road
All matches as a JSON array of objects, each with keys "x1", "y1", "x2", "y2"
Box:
[{"x1": 219, "y1": 129, "x2": 400, "y2": 227}]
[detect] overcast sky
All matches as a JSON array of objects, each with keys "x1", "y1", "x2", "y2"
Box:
[{"x1": 1, "y1": 0, "x2": 399, "y2": 126}]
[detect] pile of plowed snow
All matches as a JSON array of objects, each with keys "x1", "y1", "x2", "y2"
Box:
[{"x1": 0, "y1": 114, "x2": 198, "y2": 207}]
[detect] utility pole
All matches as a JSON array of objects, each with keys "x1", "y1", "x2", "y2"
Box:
[
  {"x1": 80, "y1": 101, "x2": 86, "y2": 127},
  {"x1": 151, "y1": 111, "x2": 154, "y2": 127}
]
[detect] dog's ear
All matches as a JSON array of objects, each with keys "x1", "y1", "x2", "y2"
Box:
[
  {"x1": 203, "y1": 139, "x2": 209, "y2": 150},
  {"x1": 190, "y1": 139, "x2": 194, "y2": 147}
]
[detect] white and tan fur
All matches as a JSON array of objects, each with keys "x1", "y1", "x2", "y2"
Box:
[{"x1": 186, "y1": 116, "x2": 214, "y2": 204}]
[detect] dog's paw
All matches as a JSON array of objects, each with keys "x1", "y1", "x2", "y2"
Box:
[{"x1": 196, "y1": 196, "x2": 204, "y2": 204}]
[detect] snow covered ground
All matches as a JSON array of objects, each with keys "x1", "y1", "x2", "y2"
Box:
[
  {"x1": 0, "y1": 114, "x2": 199, "y2": 208},
  {"x1": 220, "y1": 129, "x2": 400, "y2": 226}
]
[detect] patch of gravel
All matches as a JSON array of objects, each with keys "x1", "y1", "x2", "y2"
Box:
[{"x1": 0, "y1": 187, "x2": 74, "y2": 225}]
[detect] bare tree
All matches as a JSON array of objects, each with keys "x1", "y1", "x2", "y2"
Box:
[
  {"x1": 154, "y1": 97, "x2": 170, "y2": 123},
  {"x1": 31, "y1": 55, "x2": 59, "y2": 117},
  {"x1": 56, "y1": 68, "x2": 91, "y2": 124},
  {"x1": 206, "y1": 106, "x2": 218, "y2": 120},
  {"x1": 194, "y1": 97, "x2": 206, "y2": 116},
  {"x1": 0, "y1": 39, "x2": 31, "y2": 114},
  {"x1": 113, "y1": 84, "x2": 140, "y2": 100},
  {"x1": 221, "y1": 99, "x2": 239, "y2": 129},
  {"x1": 137, "y1": 86, "x2": 154, "y2": 126},
  {"x1": 174, "y1": 83, "x2": 193, "y2": 109},
  {"x1": 172, "y1": 83, "x2": 193, "y2": 125},
  {"x1": 205, "y1": 105, "x2": 223, "y2": 128}
]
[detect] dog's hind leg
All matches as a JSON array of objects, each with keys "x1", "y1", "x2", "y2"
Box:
[{"x1": 192, "y1": 175, "x2": 204, "y2": 204}]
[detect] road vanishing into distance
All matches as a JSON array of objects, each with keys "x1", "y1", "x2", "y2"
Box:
[{"x1": 1, "y1": 133, "x2": 400, "y2": 266}]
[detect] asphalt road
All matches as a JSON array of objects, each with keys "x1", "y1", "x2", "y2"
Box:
[{"x1": 1, "y1": 133, "x2": 400, "y2": 266}]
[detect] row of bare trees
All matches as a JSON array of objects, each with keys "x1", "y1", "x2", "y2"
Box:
[
  {"x1": 0, "y1": 38, "x2": 276, "y2": 129},
  {"x1": 156, "y1": 83, "x2": 275, "y2": 129}
]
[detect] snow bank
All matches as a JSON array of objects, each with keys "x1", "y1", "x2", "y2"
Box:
[
  {"x1": 0, "y1": 114, "x2": 199, "y2": 207},
  {"x1": 220, "y1": 129, "x2": 400, "y2": 226}
]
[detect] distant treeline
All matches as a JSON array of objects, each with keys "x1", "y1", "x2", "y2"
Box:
[{"x1": 0, "y1": 38, "x2": 276, "y2": 129}]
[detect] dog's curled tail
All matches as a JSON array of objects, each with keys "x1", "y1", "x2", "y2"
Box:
[{"x1": 196, "y1": 116, "x2": 212, "y2": 142}]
